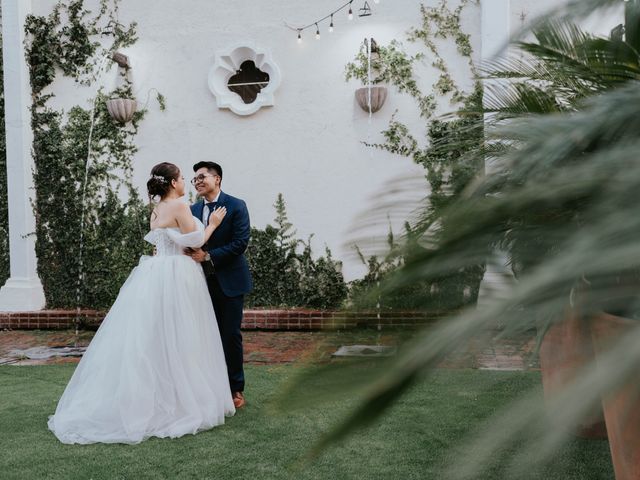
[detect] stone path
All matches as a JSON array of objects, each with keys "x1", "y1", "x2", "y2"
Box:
[{"x1": 0, "y1": 328, "x2": 539, "y2": 370}]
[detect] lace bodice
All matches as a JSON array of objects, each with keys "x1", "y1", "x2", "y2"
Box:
[{"x1": 144, "y1": 221, "x2": 205, "y2": 257}]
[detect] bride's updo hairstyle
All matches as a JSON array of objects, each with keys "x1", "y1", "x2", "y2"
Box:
[{"x1": 147, "y1": 162, "x2": 180, "y2": 201}]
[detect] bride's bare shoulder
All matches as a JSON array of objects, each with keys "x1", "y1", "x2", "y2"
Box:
[{"x1": 164, "y1": 199, "x2": 190, "y2": 211}]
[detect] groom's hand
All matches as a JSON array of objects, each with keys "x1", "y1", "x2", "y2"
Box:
[{"x1": 187, "y1": 249, "x2": 208, "y2": 263}]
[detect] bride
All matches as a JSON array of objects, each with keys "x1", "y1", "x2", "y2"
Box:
[{"x1": 48, "y1": 162, "x2": 235, "y2": 444}]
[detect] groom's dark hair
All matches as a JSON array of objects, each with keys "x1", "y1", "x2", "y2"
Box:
[{"x1": 193, "y1": 161, "x2": 222, "y2": 180}]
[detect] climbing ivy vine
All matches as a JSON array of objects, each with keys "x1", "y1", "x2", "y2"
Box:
[
  {"x1": 345, "y1": 0, "x2": 485, "y2": 311},
  {"x1": 24, "y1": 0, "x2": 153, "y2": 309}
]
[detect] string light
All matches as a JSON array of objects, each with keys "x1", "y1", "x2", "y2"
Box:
[{"x1": 286, "y1": 0, "x2": 372, "y2": 43}]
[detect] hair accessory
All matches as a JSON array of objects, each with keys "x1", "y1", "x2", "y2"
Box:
[{"x1": 151, "y1": 174, "x2": 168, "y2": 184}]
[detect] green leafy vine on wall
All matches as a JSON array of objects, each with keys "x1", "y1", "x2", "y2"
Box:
[
  {"x1": 345, "y1": 0, "x2": 478, "y2": 120},
  {"x1": 345, "y1": 40, "x2": 425, "y2": 98},
  {"x1": 345, "y1": 0, "x2": 485, "y2": 311},
  {"x1": 25, "y1": 0, "x2": 151, "y2": 309}
]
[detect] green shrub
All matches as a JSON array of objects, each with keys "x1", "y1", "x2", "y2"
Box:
[
  {"x1": 349, "y1": 221, "x2": 484, "y2": 312},
  {"x1": 245, "y1": 194, "x2": 347, "y2": 309}
]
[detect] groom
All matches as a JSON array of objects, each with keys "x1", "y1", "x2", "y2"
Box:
[{"x1": 186, "y1": 161, "x2": 253, "y2": 409}]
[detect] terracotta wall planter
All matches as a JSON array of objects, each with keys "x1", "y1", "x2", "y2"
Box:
[
  {"x1": 106, "y1": 98, "x2": 137, "y2": 123},
  {"x1": 355, "y1": 85, "x2": 388, "y2": 113},
  {"x1": 591, "y1": 313, "x2": 640, "y2": 480},
  {"x1": 539, "y1": 307, "x2": 608, "y2": 438}
]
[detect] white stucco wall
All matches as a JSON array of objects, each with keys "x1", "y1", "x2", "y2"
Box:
[
  {"x1": 510, "y1": 0, "x2": 623, "y2": 38},
  {"x1": 31, "y1": 0, "x2": 482, "y2": 281},
  {"x1": 26, "y1": 0, "x2": 622, "y2": 284}
]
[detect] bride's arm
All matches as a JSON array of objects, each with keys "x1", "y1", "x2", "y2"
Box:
[
  {"x1": 176, "y1": 203, "x2": 226, "y2": 240},
  {"x1": 175, "y1": 203, "x2": 198, "y2": 234}
]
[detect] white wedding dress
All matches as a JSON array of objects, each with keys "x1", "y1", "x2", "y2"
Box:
[{"x1": 48, "y1": 221, "x2": 235, "y2": 444}]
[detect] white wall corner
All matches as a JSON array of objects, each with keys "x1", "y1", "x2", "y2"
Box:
[
  {"x1": 1, "y1": 0, "x2": 46, "y2": 311},
  {"x1": 481, "y1": 0, "x2": 511, "y2": 62},
  {"x1": 0, "y1": 278, "x2": 46, "y2": 312}
]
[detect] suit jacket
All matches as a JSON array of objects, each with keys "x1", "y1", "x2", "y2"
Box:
[{"x1": 191, "y1": 191, "x2": 253, "y2": 297}]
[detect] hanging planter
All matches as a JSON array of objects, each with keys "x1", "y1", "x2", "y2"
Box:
[
  {"x1": 346, "y1": 38, "x2": 389, "y2": 114},
  {"x1": 355, "y1": 85, "x2": 388, "y2": 113},
  {"x1": 106, "y1": 98, "x2": 137, "y2": 123}
]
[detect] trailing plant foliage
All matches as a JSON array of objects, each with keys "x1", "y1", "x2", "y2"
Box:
[
  {"x1": 245, "y1": 194, "x2": 348, "y2": 309},
  {"x1": 378, "y1": 99, "x2": 486, "y2": 311},
  {"x1": 25, "y1": 0, "x2": 137, "y2": 93},
  {"x1": 345, "y1": 0, "x2": 478, "y2": 119},
  {"x1": 25, "y1": 0, "x2": 150, "y2": 309},
  {"x1": 345, "y1": 40, "x2": 424, "y2": 97},
  {"x1": 0, "y1": 25, "x2": 8, "y2": 286},
  {"x1": 346, "y1": 0, "x2": 484, "y2": 312}
]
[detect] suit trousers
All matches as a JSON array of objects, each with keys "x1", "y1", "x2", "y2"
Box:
[{"x1": 205, "y1": 273, "x2": 245, "y2": 393}]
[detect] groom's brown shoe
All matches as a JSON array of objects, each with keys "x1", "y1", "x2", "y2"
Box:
[{"x1": 232, "y1": 391, "x2": 245, "y2": 409}]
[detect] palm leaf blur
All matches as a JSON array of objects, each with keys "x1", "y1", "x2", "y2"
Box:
[
  {"x1": 483, "y1": 20, "x2": 640, "y2": 117},
  {"x1": 280, "y1": 0, "x2": 640, "y2": 476}
]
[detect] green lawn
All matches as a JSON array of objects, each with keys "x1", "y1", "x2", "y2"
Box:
[{"x1": 0, "y1": 365, "x2": 613, "y2": 479}]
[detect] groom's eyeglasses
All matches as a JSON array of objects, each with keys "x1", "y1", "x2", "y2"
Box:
[{"x1": 190, "y1": 174, "x2": 218, "y2": 185}]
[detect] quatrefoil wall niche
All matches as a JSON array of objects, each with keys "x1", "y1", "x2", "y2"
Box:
[{"x1": 208, "y1": 44, "x2": 282, "y2": 116}]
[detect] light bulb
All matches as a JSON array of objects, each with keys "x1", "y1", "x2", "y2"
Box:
[
  {"x1": 348, "y1": 7, "x2": 353, "y2": 20},
  {"x1": 315, "y1": 23, "x2": 320, "y2": 39},
  {"x1": 297, "y1": 31, "x2": 302, "y2": 43},
  {"x1": 329, "y1": 14, "x2": 334, "y2": 33}
]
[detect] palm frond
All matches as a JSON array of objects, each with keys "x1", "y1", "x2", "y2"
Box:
[
  {"x1": 481, "y1": 20, "x2": 640, "y2": 118},
  {"x1": 303, "y1": 81, "x2": 640, "y2": 472}
]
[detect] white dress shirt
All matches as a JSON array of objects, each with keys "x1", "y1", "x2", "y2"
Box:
[{"x1": 201, "y1": 191, "x2": 221, "y2": 224}]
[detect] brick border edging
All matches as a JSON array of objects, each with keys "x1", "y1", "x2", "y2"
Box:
[{"x1": 0, "y1": 309, "x2": 449, "y2": 331}]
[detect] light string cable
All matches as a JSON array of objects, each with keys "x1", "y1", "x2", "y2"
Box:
[{"x1": 284, "y1": 0, "x2": 356, "y2": 42}]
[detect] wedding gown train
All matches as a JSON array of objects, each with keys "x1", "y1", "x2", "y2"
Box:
[{"x1": 48, "y1": 221, "x2": 235, "y2": 444}]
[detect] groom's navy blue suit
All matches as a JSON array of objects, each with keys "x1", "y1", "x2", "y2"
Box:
[{"x1": 191, "y1": 191, "x2": 252, "y2": 393}]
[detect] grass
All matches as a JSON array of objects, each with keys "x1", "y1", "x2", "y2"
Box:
[{"x1": 0, "y1": 365, "x2": 613, "y2": 479}]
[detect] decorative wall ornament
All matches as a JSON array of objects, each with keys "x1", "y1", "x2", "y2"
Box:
[
  {"x1": 208, "y1": 44, "x2": 282, "y2": 116},
  {"x1": 355, "y1": 85, "x2": 387, "y2": 113},
  {"x1": 106, "y1": 98, "x2": 137, "y2": 123}
]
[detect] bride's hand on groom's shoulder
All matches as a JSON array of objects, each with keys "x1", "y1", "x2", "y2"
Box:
[{"x1": 209, "y1": 206, "x2": 227, "y2": 227}]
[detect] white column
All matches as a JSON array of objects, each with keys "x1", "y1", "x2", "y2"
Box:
[
  {"x1": 477, "y1": 0, "x2": 513, "y2": 310},
  {"x1": 481, "y1": 0, "x2": 511, "y2": 61},
  {"x1": 0, "y1": 0, "x2": 46, "y2": 311},
  {"x1": 481, "y1": 0, "x2": 510, "y2": 172}
]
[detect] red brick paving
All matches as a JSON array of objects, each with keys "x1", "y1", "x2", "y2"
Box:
[{"x1": 0, "y1": 328, "x2": 538, "y2": 369}]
